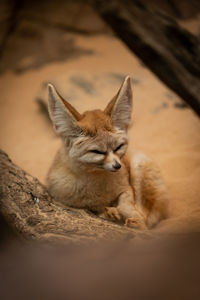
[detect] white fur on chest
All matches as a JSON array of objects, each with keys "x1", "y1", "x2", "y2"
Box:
[{"x1": 49, "y1": 164, "x2": 130, "y2": 212}]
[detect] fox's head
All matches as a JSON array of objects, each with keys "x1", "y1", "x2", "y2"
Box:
[{"x1": 48, "y1": 76, "x2": 132, "y2": 172}]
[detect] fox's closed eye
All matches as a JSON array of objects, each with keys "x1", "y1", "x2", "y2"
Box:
[
  {"x1": 114, "y1": 143, "x2": 124, "y2": 152},
  {"x1": 90, "y1": 149, "x2": 107, "y2": 155}
]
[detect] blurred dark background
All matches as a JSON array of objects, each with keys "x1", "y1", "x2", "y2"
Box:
[
  {"x1": 0, "y1": 1, "x2": 200, "y2": 299},
  {"x1": 0, "y1": 0, "x2": 200, "y2": 112}
]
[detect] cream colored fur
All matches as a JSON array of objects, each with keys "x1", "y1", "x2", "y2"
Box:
[{"x1": 46, "y1": 76, "x2": 168, "y2": 229}]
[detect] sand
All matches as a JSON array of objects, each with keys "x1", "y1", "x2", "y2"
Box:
[{"x1": 0, "y1": 34, "x2": 200, "y2": 233}]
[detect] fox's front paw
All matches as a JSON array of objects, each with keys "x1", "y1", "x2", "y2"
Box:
[
  {"x1": 104, "y1": 207, "x2": 121, "y2": 221},
  {"x1": 125, "y1": 217, "x2": 147, "y2": 230}
]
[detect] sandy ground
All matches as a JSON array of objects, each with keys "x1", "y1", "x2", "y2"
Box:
[{"x1": 0, "y1": 32, "x2": 200, "y2": 233}]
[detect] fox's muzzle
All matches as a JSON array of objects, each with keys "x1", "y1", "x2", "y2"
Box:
[{"x1": 112, "y1": 161, "x2": 121, "y2": 170}]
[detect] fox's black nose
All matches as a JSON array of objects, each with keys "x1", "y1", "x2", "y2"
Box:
[{"x1": 113, "y1": 161, "x2": 121, "y2": 170}]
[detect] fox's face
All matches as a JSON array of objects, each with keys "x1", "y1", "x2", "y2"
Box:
[{"x1": 48, "y1": 76, "x2": 132, "y2": 172}]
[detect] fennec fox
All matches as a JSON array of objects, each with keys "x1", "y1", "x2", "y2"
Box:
[{"x1": 47, "y1": 76, "x2": 168, "y2": 229}]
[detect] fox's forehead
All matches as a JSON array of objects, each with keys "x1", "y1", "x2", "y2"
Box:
[
  {"x1": 92, "y1": 131, "x2": 127, "y2": 149},
  {"x1": 77, "y1": 110, "x2": 114, "y2": 136},
  {"x1": 73, "y1": 126, "x2": 127, "y2": 151}
]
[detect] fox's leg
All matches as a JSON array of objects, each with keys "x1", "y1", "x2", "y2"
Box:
[
  {"x1": 130, "y1": 152, "x2": 168, "y2": 228},
  {"x1": 103, "y1": 207, "x2": 122, "y2": 221},
  {"x1": 99, "y1": 190, "x2": 146, "y2": 229},
  {"x1": 117, "y1": 189, "x2": 147, "y2": 230},
  {"x1": 98, "y1": 207, "x2": 122, "y2": 223}
]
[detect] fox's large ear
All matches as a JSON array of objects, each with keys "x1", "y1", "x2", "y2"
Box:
[
  {"x1": 48, "y1": 84, "x2": 82, "y2": 138},
  {"x1": 104, "y1": 76, "x2": 132, "y2": 131}
]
